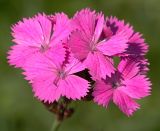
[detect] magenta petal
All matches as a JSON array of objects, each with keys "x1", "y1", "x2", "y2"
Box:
[
  {"x1": 105, "y1": 16, "x2": 133, "y2": 38},
  {"x1": 126, "y1": 32, "x2": 149, "y2": 56},
  {"x1": 65, "y1": 55, "x2": 86, "y2": 75},
  {"x1": 12, "y1": 13, "x2": 50, "y2": 46},
  {"x1": 138, "y1": 57, "x2": 149, "y2": 74},
  {"x1": 9, "y1": 13, "x2": 68, "y2": 68},
  {"x1": 51, "y1": 13, "x2": 71, "y2": 45},
  {"x1": 23, "y1": 53, "x2": 58, "y2": 82},
  {"x1": 32, "y1": 77, "x2": 61, "y2": 103},
  {"x1": 118, "y1": 58, "x2": 140, "y2": 79},
  {"x1": 58, "y1": 75, "x2": 89, "y2": 100},
  {"x1": 67, "y1": 30, "x2": 90, "y2": 60},
  {"x1": 113, "y1": 88, "x2": 140, "y2": 116},
  {"x1": 35, "y1": 13, "x2": 52, "y2": 44},
  {"x1": 23, "y1": 45, "x2": 66, "y2": 81},
  {"x1": 68, "y1": 9, "x2": 97, "y2": 60},
  {"x1": 93, "y1": 80, "x2": 113, "y2": 107},
  {"x1": 7, "y1": 44, "x2": 37, "y2": 68},
  {"x1": 121, "y1": 75, "x2": 151, "y2": 99},
  {"x1": 93, "y1": 13, "x2": 104, "y2": 42},
  {"x1": 97, "y1": 31, "x2": 128, "y2": 56},
  {"x1": 44, "y1": 44, "x2": 66, "y2": 66},
  {"x1": 84, "y1": 52, "x2": 115, "y2": 80},
  {"x1": 73, "y1": 8, "x2": 96, "y2": 38}
]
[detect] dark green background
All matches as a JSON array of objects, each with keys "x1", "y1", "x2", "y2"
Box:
[{"x1": 0, "y1": 0, "x2": 159, "y2": 131}]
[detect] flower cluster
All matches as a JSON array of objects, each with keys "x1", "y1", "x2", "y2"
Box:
[{"x1": 8, "y1": 8, "x2": 151, "y2": 116}]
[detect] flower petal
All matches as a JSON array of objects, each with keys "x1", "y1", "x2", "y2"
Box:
[
  {"x1": 68, "y1": 9, "x2": 97, "y2": 60},
  {"x1": 58, "y1": 75, "x2": 90, "y2": 100},
  {"x1": 125, "y1": 33, "x2": 149, "y2": 56},
  {"x1": 50, "y1": 13, "x2": 71, "y2": 45},
  {"x1": 93, "y1": 13, "x2": 104, "y2": 43},
  {"x1": 73, "y1": 8, "x2": 96, "y2": 39},
  {"x1": 23, "y1": 44, "x2": 65, "y2": 81},
  {"x1": 97, "y1": 31, "x2": 128, "y2": 56},
  {"x1": 12, "y1": 13, "x2": 51, "y2": 47},
  {"x1": 7, "y1": 44, "x2": 37, "y2": 68},
  {"x1": 121, "y1": 75, "x2": 151, "y2": 99},
  {"x1": 105, "y1": 16, "x2": 133, "y2": 38},
  {"x1": 65, "y1": 55, "x2": 86, "y2": 75},
  {"x1": 32, "y1": 76, "x2": 61, "y2": 103},
  {"x1": 35, "y1": 13, "x2": 53, "y2": 44},
  {"x1": 23, "y1": 53, "x2": 57, "y2": 82},
  {"x1": 84, "y1": 52, "x2": 115, "y2": 79},
  {"x1": 113, "y1": 88, "x2": 140, "y2": 116},
  {"x1": 93, "y1": 80, "x2": 113, "y2": 107},
  {"x1": 67, "y1": 30, "x2": 90, "y2": 60},
  {"x1": 118, "y1": 57, "x2": 140, "y2": 79}
]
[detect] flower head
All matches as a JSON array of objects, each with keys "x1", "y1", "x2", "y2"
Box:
[
  {"x1": 68, "y1": 9, "x2": 129, "y2": 80},
  {"x1": 8, "y1": 13, "x2": 71, "y2": 68},
  {"x1": 93, "y1": 57, "x2": 151, "y2": 116},
  {"x1": 7, "y1": 9, "x2": 151, "y2": 117},
  {"x1": 23, "y1": 48, "x2": 90, "y2": 103}
]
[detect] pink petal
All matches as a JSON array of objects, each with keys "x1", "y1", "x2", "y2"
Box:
[
  {"x1": 67, "y1": 30, "x2": 90, "y2": 60},
  {"x1": 50, "y1": 13, "x2": 71, "y2": 45},
  {"x1": 125, "y1": 32, "x2": 149, "y2": 56},
  {"x1": 93, "y1": 13, "x2": 104, "y2": 43},
  {"x1": 7, "y1": 44, "x2": 38, "y2": 68},
  {"x1": 23, "y1": 44, "x2": 65, "y2": 81},
  {"x1": 103, "y1": 25, "x2": 113, "y2": 38},
  {"x1": 138, "y1": 57, "x2": 149, "y2": 74},
  {"x1": 23, "y1": 52, "x2": 58, "y2": 82},
  {"x1": 32, "y1": 76, "x2": 61, "y2": 103},
  {"x1": 105, "y1": 16, "x2": 133, "y2": 38},
  {"x1": 44, "y1": 44, "x2": 66, "y2": 66},
  {"x1": 58, "y1": 75, "x2": 89, "y2": 100},
  {"x1": 120, "y1": 56, "x2": 149, "y2": 74},
  {"x1": 121, "y1": 75, "x2": 151, "y2": 99},
  {"x1": 105, "y1": 17, "x2": 148, "y2": 56},
  {"x1": 97, "y1": 31, "x2": 128, "y2": 56},
  {"x1": 118, "y1": 58, "x2": 140, "y2": 79},
  {"x1": 65, "y1": 54, "x2": 86, "y2": 75},
  {"x1": 73, "y1": 8, "x2": 96, "y2": 38},
  {"x1": 35, "y1": 13, "x2": 52, "y2": 45},
  {"x1": 113, "y1": 88, "x2": 140, "y2": 116},
  {"x1": 68, "y1": 9, "x2": 97, "y2": 60},
  {"x1": 84, "y1": 52, "x2": 115, "y2": 80},
  {"x1": 12, "y1": 13, "x2": 51, "y2": 47},
  {"x1": 9, "y1": 13, "x2": 67, "y2": 68},
  {"x1": 93, "y1": 80, "x2": 113, "y2": 107}
]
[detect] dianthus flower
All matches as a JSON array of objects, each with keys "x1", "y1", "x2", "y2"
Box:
[
  {"x1": 23, "y1": 49, "x2": 90, "y2": 103},
  {"x1": 68, "y1": 9, "x2": 130, "y2": 80},
  {"x1": 8, "y1": 13, "x2": 71, "y2": 68},
  {"x1": 93, "y1": 57, "x2": 151, "y2": 116}
]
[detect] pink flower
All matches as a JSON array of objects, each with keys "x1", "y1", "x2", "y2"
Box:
[
  {"x1": 93, "y1": 57, "x2": 151, "y2": 116},
  {"x1": 68, "y1": 9, "x2": 129, "y2": 80},
  {"x1": 7, "y1": 9, "x2": 151, "y2": 116},
  {"x1": 104, "y1": 16, "x2": 148, "y2": 56},
  {"x1": 23, "y1": 49, "x2": 90, "y2": 103},
  {"x1": 8, "y1": 13, "x2": 71, "y2": 68}
]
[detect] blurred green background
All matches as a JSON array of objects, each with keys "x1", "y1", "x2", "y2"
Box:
[{"x1": 0, "y1": 0, "x2": 160, "y2": 131}]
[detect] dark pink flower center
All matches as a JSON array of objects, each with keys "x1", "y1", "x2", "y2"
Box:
[
  {"x1": 107, "y1": 72, "x2": 123, "y2": 89},
  {"x1": 58, "y1": 70, "x2": 66, "y2": 79},
  {"x1": 40, "y1": 44, "x2": 50, "y2": 52},
  {"x1": 90, "y1": 42, "x2": 97, "y2": 52},
  {"x1": 112, "y1": 81, "x2": 121, "y2": 88},
  {"x1": 53, "y1": 69, "x2": 67, "y2": 86}
]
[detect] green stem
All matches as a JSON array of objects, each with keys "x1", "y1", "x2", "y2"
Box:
[{"x1": 51, "y1": 118, "x2": 61, "y2": 131}]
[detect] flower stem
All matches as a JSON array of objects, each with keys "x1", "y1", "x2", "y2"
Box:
[{"x1": 51, "y1": 118, "x2": 61, "y2": 131}]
